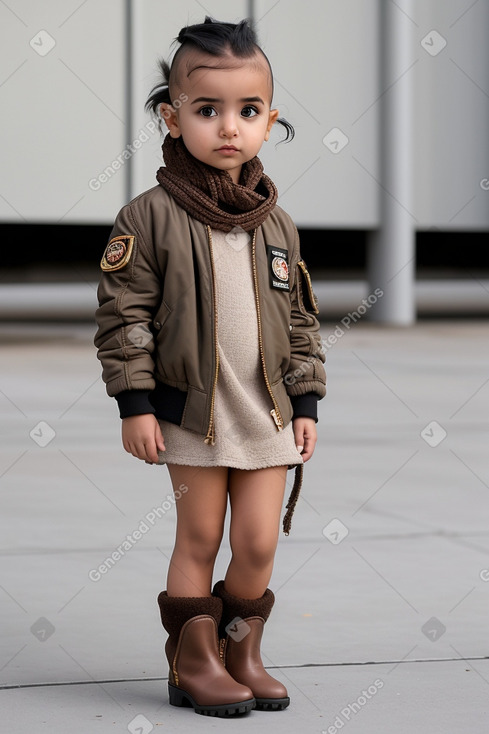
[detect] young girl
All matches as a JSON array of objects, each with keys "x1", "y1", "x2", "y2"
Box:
[{"x1": 94, "y1": 16, "x2": 326, "y2": 718}]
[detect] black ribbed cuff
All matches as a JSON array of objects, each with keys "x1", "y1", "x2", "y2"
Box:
[
  {"x1": 290, "y1": 393, "x2": 319, "y2": 422},
  {"x1": 115, "y1": 390, "x2": 155, "y2": 419}
]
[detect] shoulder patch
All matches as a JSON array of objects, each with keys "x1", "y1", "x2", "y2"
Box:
[{"x1": 100, "y1": 235, "x2": 135, "y2": 272}]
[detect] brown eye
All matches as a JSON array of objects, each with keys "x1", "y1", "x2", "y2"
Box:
[
  {"x1": 241, "y1": 106, "x2": 258, "y2": 118},
  {"x1": 199, "y1": 106, "x2": 216, "y2": 117}
]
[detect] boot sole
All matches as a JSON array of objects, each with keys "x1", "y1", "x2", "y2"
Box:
[
  {"x1": 168, "y1": 683, "x2": 255, "y2": 716},
  {"x1": 255, "y1": 696, "x2": 290, "y2": 711}
]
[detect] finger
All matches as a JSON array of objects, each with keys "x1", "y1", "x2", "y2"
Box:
[
  {"x1": 293, "y1": 422, "x2": 302, "y2": 444},
  {"x1": 155, "y1": 423, "x2": 166, "y2": 452},
  {"x1": 301, "y1": 433, "x2": 317, "y2": 462},
  {"x1": 293, "y1": 426, "x2": 304, "y2": 453},
  {"x1": 145, "y1": 440, "x2": 161, "y2": 465},
  {"x1": 122, "y1": 432, "x2": 134, "y2": 454},
  {"x1": 300, "y1": 444, "x2": 311, "y2": 462},
  {"x1": 126, "y1": 439, "x2": 139, "y2": 458},
  {"x1": 128, "y1": 438, "x2": 150, "y2": 462}
]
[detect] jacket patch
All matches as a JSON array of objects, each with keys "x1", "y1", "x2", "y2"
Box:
[
  {"x1": 266, "y1": 245, "x2": 289, "y2": 291},
  {"x1": 100, "y1": 235, "x2": 135, "y2": 272}
]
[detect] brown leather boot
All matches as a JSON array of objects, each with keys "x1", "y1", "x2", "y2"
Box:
[
  {"x1": 157, "y1": 591, "x2": 255, "y2": 716},
  {"x1": 212, "y1": 580, "x2": 290, "y2": 711}
]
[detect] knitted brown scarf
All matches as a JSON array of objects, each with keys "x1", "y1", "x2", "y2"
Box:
[{"x1": 155, "y1": 135, "x2": 278, "y2": 232}]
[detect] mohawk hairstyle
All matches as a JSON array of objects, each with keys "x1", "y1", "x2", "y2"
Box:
[
  {"x1": 175, "y1": 16, "x2": 258, "y2": 57},
  {"x1": 145, "y1": 16, "x2": 295, "y2": 143}
]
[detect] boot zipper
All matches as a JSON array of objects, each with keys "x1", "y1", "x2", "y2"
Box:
[
  {"x1": 219, "y1": 637, "x2": 226, "y2": 664},
  {"x1": 172, "y1": 656, "x2": 179, "y2": 686},
  {"x1": 251, "y1": 229, "x2": 284, "y2": 431},
  {"x1": 204, "y1": 226, "x2": 220, "y2": 445}
]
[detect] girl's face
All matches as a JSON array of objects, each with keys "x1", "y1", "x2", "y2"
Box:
[{"x1": 161, "y1": 56, "x2": 279, "y2": 184}]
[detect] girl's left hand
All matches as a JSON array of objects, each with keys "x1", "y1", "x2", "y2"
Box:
[{"x1": 292, "y1": 417, "x2": 317, "y2": 462}]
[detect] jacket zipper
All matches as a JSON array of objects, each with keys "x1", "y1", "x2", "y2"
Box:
[
  {"x1": 251, "y1": 229, "x2": 284, "y2": 431},
  {"x1": 204, "y1": 226, "x2": 220, "y2": 445}
]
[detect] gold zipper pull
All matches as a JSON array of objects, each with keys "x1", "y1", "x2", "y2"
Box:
[
  {"x1": 219, "y1": 637, "x2": 226, "y2": 663},
  {"x1": 270, "y1": 409, "x2": 284, "y2": 431},
  {"x1": 204, "y1": 423, "x2": 215, "y2": 446}
]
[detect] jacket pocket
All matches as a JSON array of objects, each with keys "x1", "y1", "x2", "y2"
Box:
[{"x1": 297, "y1": 260, "x2": 319, "y2": 314}]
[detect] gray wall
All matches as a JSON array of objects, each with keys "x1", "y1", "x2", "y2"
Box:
[{"x1": 1, "y1": 0, "x2": 488, "y2": 230}]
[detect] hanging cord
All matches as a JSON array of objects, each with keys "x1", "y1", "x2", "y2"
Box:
[{"x1": 283, "y1": 463, "x2": 304, "y2": 535}]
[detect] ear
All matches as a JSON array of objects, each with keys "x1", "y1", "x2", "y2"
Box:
[
  {"x1": 264, "y1": 108, "x2": 280, "y2": 141},
  {"x1": 159, "y1": 103, "x2": 181, "y2": 138}
]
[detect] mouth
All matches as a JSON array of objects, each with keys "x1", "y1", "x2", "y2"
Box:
[{"x1": 217, "y1": 145, "x2": 239, "y2": 152}]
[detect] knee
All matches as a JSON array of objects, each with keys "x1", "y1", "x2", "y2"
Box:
[
  {"x1": 231, "y1": 532, "x2": 277, "y2": 571},
  {"x1": 176, "y1": 524, "x2": 223, "y2": 566}
]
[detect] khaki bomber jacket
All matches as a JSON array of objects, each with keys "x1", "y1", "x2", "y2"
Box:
[{"x1": 94, "y1": 185, "x2": 326, "y2": 442}]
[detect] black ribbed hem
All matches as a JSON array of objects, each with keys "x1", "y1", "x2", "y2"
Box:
[
  {"x1": 116, "y1": 385, "x2": 319, "y2": 424},
  {"x1": 150, "y1": 382, "x2": 188, "y2": 424},
  {"x1": 116, "y1": 390, "x2": 155, "y2": 419},
  {"x1": 115, "y1": 382, "x2": 188, "y2": 424},
  {"x1": 290, "y1": 393, "x2": 319, "y2": 422}
]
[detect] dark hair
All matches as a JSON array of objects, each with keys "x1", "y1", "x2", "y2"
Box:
[{"x1": 145, "y1": 16, "x2": 294, "y2": 143}]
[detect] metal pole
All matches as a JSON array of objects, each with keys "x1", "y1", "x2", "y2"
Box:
[{"x1": 367, "y1": 0, "x2": 416, "y2": 324}]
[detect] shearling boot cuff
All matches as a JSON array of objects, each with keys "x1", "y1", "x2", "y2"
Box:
[
  {"x1": 212, "y1": 580, "x2": 275, "y2": 629},
  {"x1": 157, "y1": 591, "x2": 222, "y2": 639}
]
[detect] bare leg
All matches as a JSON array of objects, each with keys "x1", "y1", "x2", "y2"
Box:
[
  {"x1": 225, "y1": 466, "x2": 287, "y2": 599},
  {"x1": 166, "y1": 465, "x2": 229, "y2": 597}
]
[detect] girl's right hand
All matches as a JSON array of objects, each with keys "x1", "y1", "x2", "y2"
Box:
[{"x1": 121, "y1": 414, "x2": 165, "y2": 464}]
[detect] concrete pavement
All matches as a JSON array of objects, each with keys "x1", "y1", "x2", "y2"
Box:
[{"x1": 0, "y1": 318, "x2": 488, "y2": 732}]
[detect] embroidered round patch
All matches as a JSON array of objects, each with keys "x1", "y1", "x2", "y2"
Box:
[
  {"x1": 100, "y1": 235, "x2": 135, "y2": 272},
  {"x1": 272, "y1": 256, "x2": 289, "y2": 282},
  {"x1": 106, "y1": 241, "x2": 126, "y2": 264}
]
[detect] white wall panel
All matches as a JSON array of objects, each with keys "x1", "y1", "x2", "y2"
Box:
[
  {"x1": 0, "y1": 0, "x2": 126, "y2": 223},
  {"x1": 411, "y1": 0, "x2": 489, "y2": 228},
  {"x1": 1, "y1": 1, "x2": 487, "y2": 230},
  {"x1": 129, "y1": 0, "x2": 250, "y2": 201},
  {"x1": 253, "y1": 0, "x2": 381, "y2": 228}
]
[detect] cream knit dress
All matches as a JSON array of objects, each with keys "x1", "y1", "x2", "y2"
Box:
[{"x1": 157, "y1": 228, "x2": 303, "y2": 470}]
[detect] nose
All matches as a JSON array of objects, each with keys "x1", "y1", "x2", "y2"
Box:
[{"x1": 219, "y1": 112, "x2": 239, "y2": 138}]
